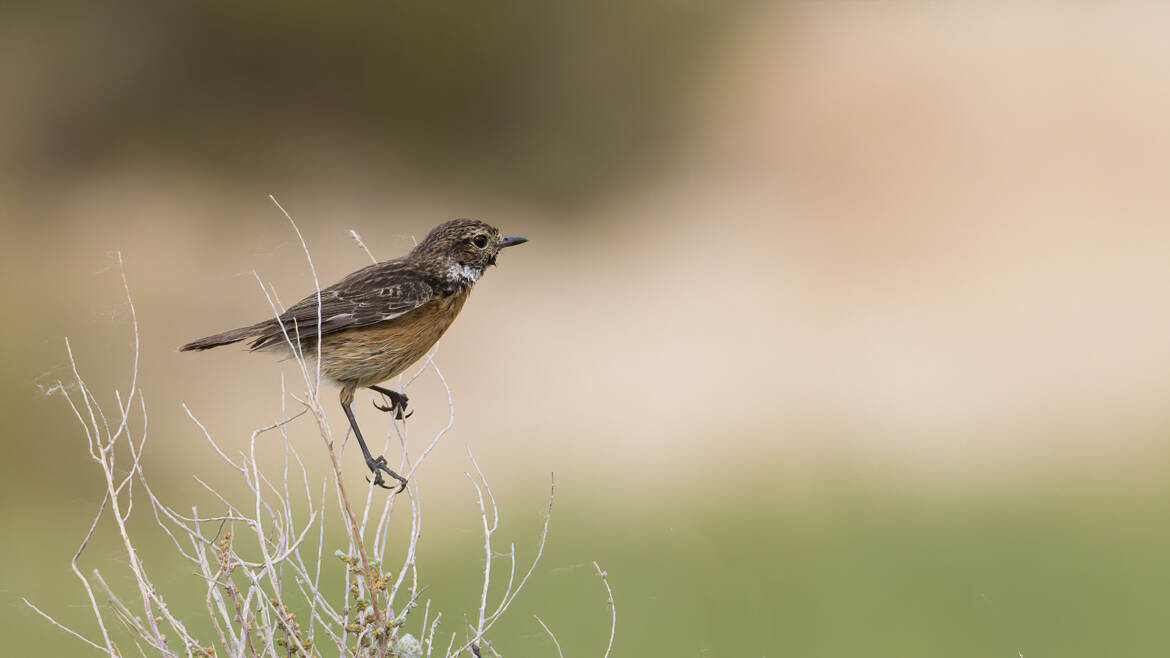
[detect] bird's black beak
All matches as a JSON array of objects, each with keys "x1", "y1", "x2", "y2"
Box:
[{"x1": 498, "y1": 236, "x2": 528, "y2": 248}]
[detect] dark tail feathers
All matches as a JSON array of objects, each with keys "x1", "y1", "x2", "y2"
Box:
[{"x1": 180, "y1": 322, "x2": 270, "y2": 352}]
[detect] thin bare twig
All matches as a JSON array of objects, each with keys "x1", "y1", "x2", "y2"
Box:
[
  {"x1": 21, "y1": 598, "x2": 107, "y2": 653},
  {"x1": 349, "y1": 229, "x2": 378, "y2": 264},
  {"x1": 594, "y1": 561, "x2": 615, "y2": 658},
  {"x1": 532, "y1": 616, "x2": 564, "y2": 658}
]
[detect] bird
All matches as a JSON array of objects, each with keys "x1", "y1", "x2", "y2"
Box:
[{"x1": 180, "y1": 218, "x2": 527, "y2": 492}]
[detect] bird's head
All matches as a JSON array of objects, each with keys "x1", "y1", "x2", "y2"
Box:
[{"x1": 411, "y1": 218, "x2": 527, "y2": 286}]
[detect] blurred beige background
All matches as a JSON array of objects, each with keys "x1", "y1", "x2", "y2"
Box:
[{"x1": 4, "y1": 3, "x2": 1170, "y2": 656}]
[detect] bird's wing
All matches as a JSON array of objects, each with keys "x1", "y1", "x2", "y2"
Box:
[{"x1": 250, "y1": 260, "x2": 434, "y2": 349}]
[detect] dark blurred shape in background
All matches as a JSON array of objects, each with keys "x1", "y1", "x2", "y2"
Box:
[{"x1": 4, "y1": 0, "x2": 749, "y2": 209}]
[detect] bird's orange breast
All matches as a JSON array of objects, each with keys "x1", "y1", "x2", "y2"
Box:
[{"x1": 317, "y1": 288, "x2": 470, "y2": 387}]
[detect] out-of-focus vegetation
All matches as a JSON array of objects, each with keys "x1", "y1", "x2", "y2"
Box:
[
  {"x1": 8, "y1": 481, "x2": 1170, "y2": 657},
  {"x1": 3, "y1": 0, "x2": 749, "y2": 208}
]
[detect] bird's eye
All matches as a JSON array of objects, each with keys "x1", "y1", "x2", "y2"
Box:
[{"x1": 472, "y1": 235, "x2": 489, "y2": 248}]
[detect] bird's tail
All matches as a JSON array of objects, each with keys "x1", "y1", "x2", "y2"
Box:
[{"x1": 180, "y1": 321, "x2": 272, "y2": 352}]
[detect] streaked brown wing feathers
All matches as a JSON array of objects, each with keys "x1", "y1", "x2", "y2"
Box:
[{"x1": 249, "y1": 260, "x2": 434, "y2": 350}]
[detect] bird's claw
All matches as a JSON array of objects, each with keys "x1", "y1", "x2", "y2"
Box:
[
  {"x1": 365, "y1": 455, "x2": 407, "y2": 493},
  {"x1": 372, "y1": 392, "x2": 412, "y2": 420}
]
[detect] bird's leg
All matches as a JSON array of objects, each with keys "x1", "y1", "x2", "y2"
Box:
[
  {"x1": 341, "y1": 397, "x2": 407, "y2": 493},
  {"x1": 369, "y1": 385, "x2": 412, "y2": 419}
]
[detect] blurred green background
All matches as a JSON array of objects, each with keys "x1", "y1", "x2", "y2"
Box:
[{"x1": 5, "y1": 3, "x2": 1170, "y2": 656}]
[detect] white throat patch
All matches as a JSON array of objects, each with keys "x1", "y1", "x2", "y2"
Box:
[{"x1": 449, "y1": 263, "x2": 483, "y2": 285}]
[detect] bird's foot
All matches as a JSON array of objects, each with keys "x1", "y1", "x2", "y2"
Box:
[
  {"x1": 365, "y1": 455, "x2": 408, "y2": 493},
  {"x1": 371, "y1": 388, "x2": 412, "y2": 420}
]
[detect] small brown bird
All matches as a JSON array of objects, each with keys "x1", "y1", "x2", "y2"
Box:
[{"x1": 181, "y1": 219, "x2": 527, "y2": 491}]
